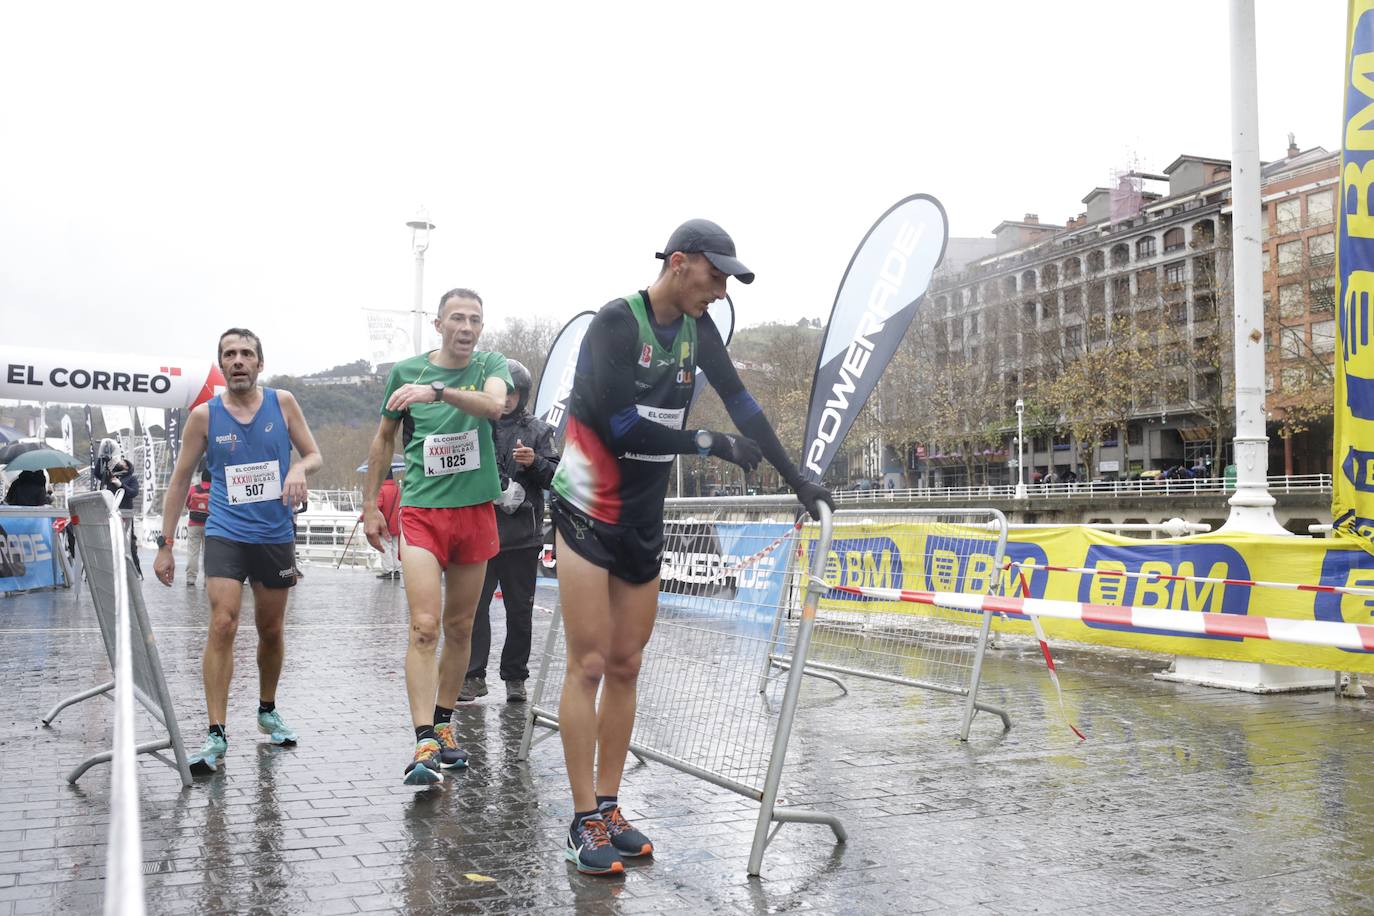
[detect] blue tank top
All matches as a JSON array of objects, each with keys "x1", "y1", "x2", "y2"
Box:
[{"x1": 204, "y1": 388, "x2": 295, "y2": 543}]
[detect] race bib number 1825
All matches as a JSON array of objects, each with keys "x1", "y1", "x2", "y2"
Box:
[{"x1": 424, "y1": 430, "x2": 480, "y2": 477}]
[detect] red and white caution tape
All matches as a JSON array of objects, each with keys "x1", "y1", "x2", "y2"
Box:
[
  {"x1": 1005, "y1": 559, "x2": 1374, "y2": 599},
  {"x1": 1010, "y1": 570, "x2": 1084, "y2": 740},
  {"x1": 677, "y1": 519, "x2": 804, "y2": 588},
  {"x1": 828, "y1": 584, "x2": 1374, "y2": 653}
]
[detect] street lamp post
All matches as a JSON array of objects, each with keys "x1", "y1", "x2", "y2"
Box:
[
  {"x1": 406, "y1": 210, "x2": 435, "y2": 356},
  {"x1": 1014, "y1": 398, "x2": 1027, "y2": 499}
]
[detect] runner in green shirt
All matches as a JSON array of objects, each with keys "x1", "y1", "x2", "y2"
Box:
[{"x1": 363, "y1": 287, "x2": 513, "y2": 786}]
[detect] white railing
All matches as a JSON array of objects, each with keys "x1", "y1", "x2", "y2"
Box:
[{"x1": 834, "y1": 474, "x2": 1333, "y2": 504}]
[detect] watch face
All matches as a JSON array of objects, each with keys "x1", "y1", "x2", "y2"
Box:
[{"x1": 695, "y1": 430, "x2": 712, "y2": 450}]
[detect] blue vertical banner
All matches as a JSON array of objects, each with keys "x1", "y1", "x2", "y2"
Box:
[
  {"x1": 800, "y1": 195, "x2": 948, "y2": 482},
  {"x1": 1335, "y1": 0, "x2": 1374, "y2": 551}
]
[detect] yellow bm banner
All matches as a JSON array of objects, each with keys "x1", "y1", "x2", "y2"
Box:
[{"x1": 800, "y1": 524, "x2": 1374, "y2": 674}]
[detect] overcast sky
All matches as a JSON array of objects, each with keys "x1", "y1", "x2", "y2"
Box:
[{"x1": 0, "y1": 2, "x2": 1348, "y2": 376}]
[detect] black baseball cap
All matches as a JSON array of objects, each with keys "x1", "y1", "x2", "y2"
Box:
[{"x1": 655, "y1": 218, "x2": 755, "y2": 284}]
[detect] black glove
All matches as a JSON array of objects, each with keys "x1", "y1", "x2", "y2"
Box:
[
  {"x1": 792, "y1": 479, "x2": 834, "y2": 520},
  {"x1": 707, "y1": 431, "x2": 762, "y2": 472}
]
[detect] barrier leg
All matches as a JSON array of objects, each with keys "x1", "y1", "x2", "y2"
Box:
[
  {"x1": 959, "y1": 609, "x2": 1008, "y2": 741},
  {"x1": 67, "y1": 738, "x2": 172, "y2": 785},
  {"x1": 43, "y1": 680, "x2": 114, "y2": 726},
  {"x1": 518, "y1": 607, "x2": 564, "y2": 761},
  {"x1": 748, "y1": 506, "x2": 845, "y2": 877}
]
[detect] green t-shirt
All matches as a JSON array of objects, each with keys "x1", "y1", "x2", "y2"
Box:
[{"x1": 381, "y1": 350, "x2": 514, "y2": 509}]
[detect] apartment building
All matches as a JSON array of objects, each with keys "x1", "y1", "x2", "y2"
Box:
[{"x1": 902, "y1": 141, "x2": 1336, "y2": 488}]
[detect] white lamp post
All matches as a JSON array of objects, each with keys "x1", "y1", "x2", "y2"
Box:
[
  {"x1": 1014, "y1": 398, "x2": 1027, "y2": 499},
  {"x1": 406, "y1": 209, "x2": 435, "y2": 356}
]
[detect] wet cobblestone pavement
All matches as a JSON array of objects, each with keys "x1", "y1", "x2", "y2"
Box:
[{"x1": 4, "y1": 565, "x2": 1374, "y2": 914}]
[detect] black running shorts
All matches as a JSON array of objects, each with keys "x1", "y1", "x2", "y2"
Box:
[
  {"x1": 204, "y1": 537, "x2": 298, "y2": 589},
  {"x1": 549, "y1": 496, "x2": 664, "y2": 585}
]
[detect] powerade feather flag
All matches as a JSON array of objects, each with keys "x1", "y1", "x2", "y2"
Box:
[
  {"x1": 1335, "y1": 1, "x2": 1374, "y2": 551},
  {"x1": 800, "y1": 195, "x2": 948, "y2": 482},
  {"x1": 534, "y1": 311, "x2": 596, "y2": 442}
]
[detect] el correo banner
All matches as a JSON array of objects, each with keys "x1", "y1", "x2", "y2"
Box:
[
  {"x1": 0, "y1": 346, "x2": 223, "y2": 411},
  {"x1": 803, "y1": 523, "x2": 1374, "y2": 673},
  {"x1": 1334, "y1": 0, "x2": 1374, "y2": 551},
  {"x1": 801, "y1": 195, "x2": 948, "y2": 482}
]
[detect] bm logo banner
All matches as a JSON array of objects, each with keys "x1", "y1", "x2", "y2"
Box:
[{"x1": 1076, "y1": 544, "x2": 1252, "y2": 641}]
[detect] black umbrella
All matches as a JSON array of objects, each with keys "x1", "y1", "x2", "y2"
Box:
[{"x1": 0, "y1": 440, "x2": 43, "y2": 465}]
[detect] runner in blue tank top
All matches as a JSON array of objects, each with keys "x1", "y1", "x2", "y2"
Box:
[{"x1": 155, "y1": 328, "x2": 323, "y2": 776}]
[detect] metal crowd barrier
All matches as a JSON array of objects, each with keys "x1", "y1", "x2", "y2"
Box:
[
  {"x1": 763, "y1": 507, "x2": 1012, "y2": 740},
  {"x1": 46, "y1": 493, "x2": 191, "y2": 786},
  {"x1": 43, "y1": 492, "x2": 192, "y2": 915},
  {"x1": 519, "y1": 502, "x2": 846, "y2": 876}
]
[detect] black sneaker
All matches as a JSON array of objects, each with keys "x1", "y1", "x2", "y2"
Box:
[
  {"x1": 505, "y1": 680, "x2": 527, "y2": 703},
  {"x1": 402, "y1": 739, "x2": 444, "y2": 786},
  {"x1": 565, "y1": 816, "x2": 624, "y2": 875},
  {"x1": 458, "y1": 676, "x2": 487, "y2": 702},
  {"x1": 600, "y1": 804, "x2": 653, "y2": 857},
  {"x1": 433, "y1": 721, "x2": 469, "y2": 769}
]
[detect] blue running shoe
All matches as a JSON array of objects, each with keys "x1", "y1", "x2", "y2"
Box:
[
  {"x1": 599, "y1": 804, "x2": 653, "y2": 857},
  {"x1": 188, "y1": 732, "x2": 228, "y2": 776},
  {"x1": 403, "y1": 739, "x2": 444, "y2": 786},
  {"x1": 433, "y1": 721, "x2": 469, "y2": 769},
  {"x1": 256, "y1": 709, "x2": 298, "y2": 746},
  {"x1": 565, "y1": 816, "x2": 624, "y2": 875}
]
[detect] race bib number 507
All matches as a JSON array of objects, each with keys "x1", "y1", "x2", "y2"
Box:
[{"x1": 225, "y1": 461, "x2": 282, "y2": 505}]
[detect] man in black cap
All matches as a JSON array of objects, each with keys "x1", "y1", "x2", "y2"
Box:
[{"x1": 547, "y1": 218, "x2": 833, "y2": 875}]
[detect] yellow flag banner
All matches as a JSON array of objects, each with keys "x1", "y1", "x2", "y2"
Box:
[
  {"x1": 1333, "y1": 0, "x2": 1374, "y2": 551},
  {"x1": 802, "y1": 524, "x2": 1374, "y2": 674}
]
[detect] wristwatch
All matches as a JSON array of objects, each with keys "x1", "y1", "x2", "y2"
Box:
[
  {"x1": 430, "y1": 380, "x2": 446, "y2": 402},
  {"x1": 156, "y1": 535, "x2": 174, "y2": 549},
  {"x1": 695, "y1": 429, "x2": 713, "y2": 457}
]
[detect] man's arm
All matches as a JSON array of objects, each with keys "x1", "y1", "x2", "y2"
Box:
[
  {"x1": 155, "y1": 405, "x2": 209, "y2": 586},
  {"x1": 698, "y1": 317, "x2": 834, "y2": 519},
  {"x1": 362, "y1": 416, "x2": 400, "y2": 551},
  {"x1": 384, "y1": 378, "x2": 506, "y2": 420},
  {"x1": 278, "y1": 389, "x2": 323, "y2": 508}
]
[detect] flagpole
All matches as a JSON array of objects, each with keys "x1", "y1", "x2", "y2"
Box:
[{"x1": 1220, "y1": 0, "x2": 1285, "y2": 535}]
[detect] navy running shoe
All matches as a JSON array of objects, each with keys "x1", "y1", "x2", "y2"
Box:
[
  {"x1": 565, "y1": 816, "x2": 624, "y2": 875},
  {"x1": 600, "y1": 804, "x2": 653, "y2": 857}
]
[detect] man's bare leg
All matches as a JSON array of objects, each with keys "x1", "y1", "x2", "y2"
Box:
[
  {"x1": 251, "y1": 581, "x2": 289, "y2": 704},
  {"x1": 555, "y1": 533, "x2": 613, "y2": 813},
  {"x1": 401, "y1": 543, "x2": 445, "y2": 727},
  {"x1": 594, "y1": 574, "x2": 659, "y2": 800},
  {"x1": 203, "y1": 578, "x2": 244, "y2": 726},
  {"x1": 437, "y1": 560, "x2": 487, "y2": 709}
]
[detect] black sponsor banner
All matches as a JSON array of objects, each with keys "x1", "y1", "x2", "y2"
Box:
[
  {"x1": 84, "y1": 406, "x2": 97, "y2": 490},
  {"x1": 800, "y1": 195, "x2": 948, "y2": 482},
  {"x1": 533, "y1": 311, "x2": 596, "y2": 443}
]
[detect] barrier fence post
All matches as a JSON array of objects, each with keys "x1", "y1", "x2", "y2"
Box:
[
  {"x1": 104, "y1": 494, "x2": 145, "y2": 916},
  {"x1": 748, "y1": 503, "x2": 846, "y2": 876}
]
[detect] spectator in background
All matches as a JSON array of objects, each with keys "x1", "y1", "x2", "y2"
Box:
[
  {"x1": 374, "y1": 468, "x2": 403, "y2": 579},
  {"x1": 184, "y1": 469, "x2": 212, "y2": 588},
  {"x1": 460, "y1": 359, "x2": 558, "y2": 704},
  {"x1": 3, "y1": 470, "x2": 50, "y2": 507},
  {"x1": 102, "y1": 458, "x2": 142, "y2": 577}
]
